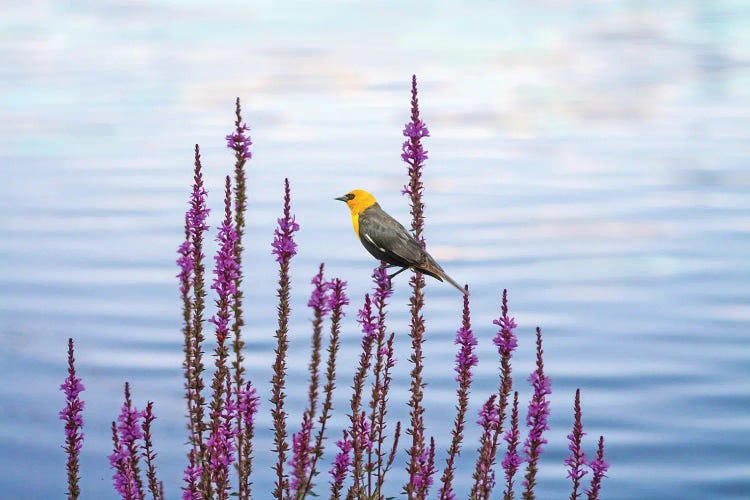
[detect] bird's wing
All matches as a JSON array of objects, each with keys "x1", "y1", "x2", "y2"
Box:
[{"x1": 358, "y1": 205, "x2": 427, "y2": 268}]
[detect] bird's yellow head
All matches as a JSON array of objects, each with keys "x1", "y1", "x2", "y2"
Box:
[
  {"x1": 335, "y1": 189, "x2": 377, "y2": 236},
  {"x1": 335, "y1": 189, "x2": 377, "y2": 215}
]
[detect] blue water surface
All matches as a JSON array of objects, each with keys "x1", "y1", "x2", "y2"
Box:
[{"x1": 2, "y1": 1, "x2": 749, "y2": 498}]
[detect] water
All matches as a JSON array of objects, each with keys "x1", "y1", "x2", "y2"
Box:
[{"x1": 2, "y1": 1, "x2": 749, "y2": 498}]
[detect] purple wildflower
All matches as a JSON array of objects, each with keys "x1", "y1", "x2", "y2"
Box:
[
  {"x1": 289, "y1": 416, "x2": 314, "y2": 495},
  {"x1": 522, "y1": 328, "x2": 552, "y2": 496},
  {"x1": 472, "y1": 395, "x2": 500, "y2": 497},
  {"x1": 585, "y1": 436, "x2": 609, "y2": 500},
  {"x1": 501, "y1": 392, "x2": 522, "y2": 498},
  {"x1": 565, "y1": 389, "x2": 588, "y2": 498},
  {"x1": 271, "y1": 178, "x2": 300, "y2": 263},
  {"x1": 109, "y1": 383, "x2": 145, "y2": 499},
  {"x1": 439, "y1": 286, "x2": 474, "y2": 500},
  {"x1": 454, "y1": 294, "x2": 478, "y2": 382},
  {"x1": 176, "y1": 238, "x2": 194, "y2": 295},
  {"x1": 329, "y1": 431, "x2": 353, "y2": 496},
  {"x1": 357, "y1": 293, "x2": 377, "y2": 341},
  {"x1": 182, "y1": 449, "x2": 202, "y2": 500},
  {"x1": 208, "y1": 177, "x2": 241, "y2": 343},
  {"x1": 308, "y1": 267, "x2": 333, "y2": 316},
  {"x1": 493, "y1": 310, "x2": 518, "y2": 354},
  {"x1": 410, "y1": 444, "x2": 435, "y2": 492},
  {"x1": 225, "y1": 105, "x2": 252, "y2": 161},
  {"x1": 401, "y1": 75, "x2": 430, "y2": 197},
  {"x1": 237, "y1": 382, "x2": 260, "y2": 430},
  {"x1": 60, "y1": 338, "x2": 85, "y2": 499},
  {"x1": 184, "y1": 151, "x2": 210, "y2": 239}
]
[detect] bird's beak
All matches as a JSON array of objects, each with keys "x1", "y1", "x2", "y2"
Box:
[{"x1": 335, "y1": 194, "x2": 349, "y2": 202}]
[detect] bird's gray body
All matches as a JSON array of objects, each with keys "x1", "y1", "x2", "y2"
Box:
[{"x1": 358, "y1": 203, "x2": 466, "y2": 294}]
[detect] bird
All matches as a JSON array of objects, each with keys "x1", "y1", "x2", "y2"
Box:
[{"x1": 336, "y1": 189, "x2": 467, "y2": 295}]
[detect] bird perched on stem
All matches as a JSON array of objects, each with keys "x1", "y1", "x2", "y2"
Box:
[{"x1": 336, "y1": 189, "x2": 467, "y2": 295}]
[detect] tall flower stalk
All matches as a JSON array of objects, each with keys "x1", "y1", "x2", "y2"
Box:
[
  {"x1": 565, "y1": 389, "x2": 587, "y2": 499},
  {"x1": 366, "y1": 265, "x2": 401, "y2": 497},
  {"x1": 60, "y1": 338, "x2": 85, "y2": 500},
  {"x1": 347, "y1": 293, "x2": 378, "y2": 498},
  {"x1": 225, "y1": 97, "x2": 253, "y2": 499},
  {"x1": 439, "y1": 286, "x2": 476, "y2": 499},
  {"x1": 206, "y1": 177, "x2": 242, "y2": 499},
  {"x1": 585, "y1": 437, "x2": 609, "y2": 500},
  {"x1": 109, "y1": 383, "x2": 146, "y2": 499},
  {"x1": 177, "y1": 145, "x2": 210, "y2": 464},
  {"x1": 289, "y1": 264, "x2": 332, "y2": 497},
  {"x1": 521, "y1": 328, "x2": 552, "y2": 499},
  {"x1": 401, "y1": 73, "x2": 435, "y2": 499},
  {"x1": 270, "y1": 178, "x2": 299, "y2": 499},
  {"x1": 303, "y1": 277, "x2": 349, "y2": 497}
]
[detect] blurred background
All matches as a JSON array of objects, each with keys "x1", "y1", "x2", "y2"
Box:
[{"x1": 2, "y1": 1, "x2": 749, "y2": 498}]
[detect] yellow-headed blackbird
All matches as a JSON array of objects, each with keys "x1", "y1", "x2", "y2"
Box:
[{"x1": 336, "y1": 189, "x2": 467, "y2": 295}]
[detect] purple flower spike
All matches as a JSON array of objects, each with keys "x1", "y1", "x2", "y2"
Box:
[
  {"x1": 308, "y1": 268, "x2": 333, "y2": 316},
  {"x1": 492, "y1": 301, "x2": 518, "y2": 354},
  {"x1": 329, "y1": 431, "x2": 353, "y2": 496},
  {"x1": 225, "y1": 99, "x2": 252, "y2": 161},
  {"x1": 328, "y1": 277, "x2": 349, "y2": 312},
  {"x1": 522, "y1": 328, "x2": 552, "y2": 496},
  {"x1": 182, "y1": 449, "x2": 202, "y2": 500},
  {"x1": 289, "y1": 417, "x2": 314, "y2": 495},
  {"x1": 60, "y1": 338, "x2": 85, "y2": 499},
  {"x1": 565, "y1": 389, "x2": 588, "y2": 498},
  {"x1": 238, "y1": 382, "x2": 260, "y2": 430},
  {"x1": 454, "y1": 292, "x2": 478, "y2": 382},
  {"x1": 209, "y1": 177, "x2": 241, "y2": 343},
  {"x1": 501, "y1": 392, "x2": 522, "y2": 498},
  {"x1": 585, "y1": 436, "x2": 609, "y2": 499},
  {"x1": 109, "y1": 383, "x2": 145, "y2": 499},
  {"x1": 271, "y1": 178, "x2": 300, "y2": 263},
  {"x1": 357, "y1": 293, "x2": 377, "y2": 341}
]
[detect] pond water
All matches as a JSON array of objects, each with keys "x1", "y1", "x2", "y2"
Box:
[{"x1": 2, "y1": 1, "x2": 749, "y2": 498}]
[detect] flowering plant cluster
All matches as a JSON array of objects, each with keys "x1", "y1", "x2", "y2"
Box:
[{"x1": 60, "y1": 80, "x2": 607, "y2": 499}]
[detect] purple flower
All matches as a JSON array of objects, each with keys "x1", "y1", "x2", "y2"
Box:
[
  {"x1": 521, "y1": 328, "x2": 552, "y2": 495},
  {"x1": 176, "y1": 239, "x2": 194, "y2": 295},
  {"x1": 410, "y1": 446, "x2": 434, "y2": 491},
  {"x1": 477, "y1": 397, "x2": 500, "y2": 429},
  {"x1": 523, "y1": 370, "x2": 552, "y2": 458},
  {"x1": 289, "y1": 416, "x2": 314, "y2": 494},
  {"x1": 565, "y1": 389, "x2": 589, "y2": 497},
  {"x1": 400, "y1": 115, "x2": 430, "y2": 167},
  {"x1": 329, "y1": 431, "x2": 352, "y2": 487},
  {"x1": 271, "y1": 178, "x2": 299, "y2": 263},
  {"x1": 182, "y1": 449, "x2": 202, "y2": 500},
  {"x1": 186, "y1": 155, "x2": 210, "y2": 237},
  {"x1": 307, "y1": 269, "x2": 333, "y2": 316},
  {"x1": 328, "y1": 278, "x2": 349, "y2": 312},
  {"x1": 372, "y1": 265, "x2": 394, "y2": 304},
  {"x1": 109, "y1": 383, "x2": 145, "y2": 499},
  {"x1": 177, "y1": 150, "x2": 209, "y2": 293},
  {"x1": 357, "y1": 294, "x2": 377, "y2": 340},
  {"x1": 238, "y1": 382, "x2": 260, "y2": 429},
  {"x1": 501, "y1": 392, "x2": 522, "y2": 490},
  {"x1": 585, "y1": 436, "x2": 609, "y2": 499},
  {"x1": 225, "y1": 111, "x2": 253, "y2": 161},
  {"x1": 401, "y1": 75, "x2": 430, "y2": 198},
  {"x1": 60, "y1": 338, "x2": 85, "y2": 498},
  {"x1": 208, "y1": 177, "x2": 241, "y2": 343},
  {"x1": 454, "y1": 317, "x2": 478, "y2": 383},
  {"x1": 493, "y1": 314, "x2": 518, "y2": 353}
]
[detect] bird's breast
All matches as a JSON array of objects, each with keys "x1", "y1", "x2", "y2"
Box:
[{"x1": 351, "y1": 212, "x2": 360, "y2": 238}]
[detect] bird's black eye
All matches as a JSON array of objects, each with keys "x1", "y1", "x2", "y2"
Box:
[{"x1": 346, "y1": 193, "x2": 355, "y2": 201}]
